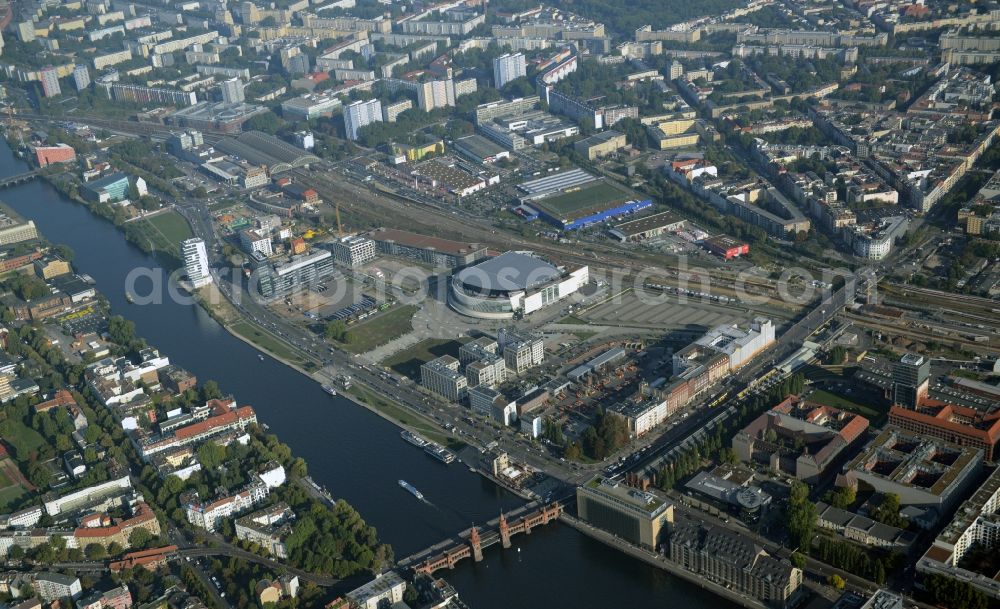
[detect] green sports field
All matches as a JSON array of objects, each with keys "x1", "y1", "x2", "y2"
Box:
[{"x1": 532, "y1": 180, "x2": 632, "y2": 220}]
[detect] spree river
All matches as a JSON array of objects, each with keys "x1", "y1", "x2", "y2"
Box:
[{"x1": 0, "y1": 141, "x2": 730, "y2": 609}]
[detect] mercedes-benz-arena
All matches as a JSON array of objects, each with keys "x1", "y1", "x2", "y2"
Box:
[{"x1": 448, "y1": 251, "x2": 589, "y2": 319}]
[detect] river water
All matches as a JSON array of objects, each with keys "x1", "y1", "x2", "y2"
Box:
[{"x1": 0, "y1": 141, "x2": 730, "y2": 609}]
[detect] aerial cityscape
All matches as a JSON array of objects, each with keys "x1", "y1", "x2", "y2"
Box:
[{"x1": 0, "y1": 0, "x2": 997, "y2": 608}]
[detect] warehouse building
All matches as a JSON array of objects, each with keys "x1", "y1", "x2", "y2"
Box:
[
  {"x1": 371, "y1": 228, "x2": 487, "y2": 268},
  {"x1": 609, "y1": 211, "x2": 686, "y2": 241},
  {"x1": 577, "y1": 476, "x2": 673, "y2": 549}
]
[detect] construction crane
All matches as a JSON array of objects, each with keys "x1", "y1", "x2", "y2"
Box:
[{"x1": 335, "y1": 199, "x2": 344, "y2": 238}]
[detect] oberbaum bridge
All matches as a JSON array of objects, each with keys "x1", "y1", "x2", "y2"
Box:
[{"x1": 397, "y1": 502, "x2": 563, "y2": 575}]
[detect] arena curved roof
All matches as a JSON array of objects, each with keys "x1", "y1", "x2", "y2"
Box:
[
  {"x1": 453, "y1": 251, "x2": 560, "y2": 294},
  {"x1": 215, "y1": 130, "x2": 320, "y2": 174}
]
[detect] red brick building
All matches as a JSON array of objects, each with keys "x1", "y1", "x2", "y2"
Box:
[
  {"x1": 34, "y1": 144, "x2": 76, "y2": 168},
  {"x1": 888, "y1": 401, "x2": 1000, "y2": 460}
]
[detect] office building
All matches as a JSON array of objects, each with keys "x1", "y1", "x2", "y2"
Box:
[
  {"x1": 72, "y1": 65, "x2": 90, "y2": 91},
  {"x1": 343, "y1": 98, "x2": 382, "y2": 141},
  {"x1": 421, "y1": 355, "x2": 468, "y2": 402},
  {"x1": 609, "y1": 398, "x2": 671, "y2": 437},
  {"x1": 892, "y1": 352, "x2": 930, "y2": 408},
  {"x1": 281, "y1": 92, "x2": 342, "y2": 120},
  {"x1": 39, "y1": 67, "x2": 61, "y2": 98},
  {"x1": 219, "y1": 78, "x2": 244, "y2": 104},
  {"x1": 837, "y1": 428, "x2": 982, "y2": 527},
  {"x1": 167, "y1": 130, "x2": 205, "y2": 154},
  {"x1": 889, "y1": 402, "x2": 1000, "y2": 461},
  {"x1": 574, "y1": 130, "x2": 627, "y2": 160},
  {"x1": 669, "y1": 517, "x2": 802, "y2": 607},
  {"x1": 493, "y1": 53, "x2": 526, "y2": 88},
  {"x1": 577, "y1": 476, "x2": 673, "y2": 548},
  {"x1": 499, "y1": 328, "x2": 544, "y2": 374},
  {"x1": 330, "y1": 234, "x2": 377, "y2": 267},
  {"x1": 466, "y1": 355, "x2": 507, "y2": 389},
  {"x1": 181, "y1": 238, "x2": 212, "y2": 288},
  {"x1": 254, "y1": 250, "x2": 335, "y2": 300},
  {"x1": 673, "y1": 318, "x2": 775, "y2": 379},
  {"x1": 81, "y1": 173, "x2": 131, "y2": 204}
]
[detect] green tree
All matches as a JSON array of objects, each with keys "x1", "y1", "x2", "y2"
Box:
[
  {"x1": 787, "y1": 481, "x2": 816, "y2": 550},
  {"x1": 197, "y1": 442, "x2": 226, "y2": 470},
  {"x1": 830, "y1": 486, "x2": 855, "y2": 509},
  {"x1": 8, "y1": 545, "x2": 24, "y2": 561},
  {"x1": 871, "y1": 493, "x2": 906, "y2": 528},
  {"x1": 85, "y1": 543, "x2": 107, "y2": 560},
  {"x1": 201, "y1": 380, "x2": 222, "y2": 400},
  {"x1": 325, "y1": 320, "x2": 350, "y2": 343},
  {"x1": 290, "y1": 457, "x2": 308, "y2": 478},
  {"x1": 128, "y1": 528, "x2": 152, "y2": 549},
  {"x1": 826, "y1": 346, "x2": 847, "y2": 365},
  {"x1": 403, "y1": 586, "x2": 418, "y2": 605}
]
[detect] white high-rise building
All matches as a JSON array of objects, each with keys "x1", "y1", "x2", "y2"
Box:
[
  {"x1": 39, "y1": 67, "x2": 61, "y2": 98},
  {"x1": 416, "y1": 79, "x2": 455, "y2": 111},
  {"x1": 343, "y1": 98, "x2": 383, "y2": 141},
  {"x1": 493, "y1": 53, "x2": 526, "y2": 88},
  {"x1": 181, "y1": 238, "x2": 212, "y2": 288},
  {"x1": 72, "y1": 65, "x2": 90, "y2": 91},
  {"x1": 219, "y1": 78, "x2": 244, "y2": 103}
]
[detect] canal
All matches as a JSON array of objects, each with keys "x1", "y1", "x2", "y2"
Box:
[{"x1": 0, "y1": 141, "x2": 730, "y2": 608}]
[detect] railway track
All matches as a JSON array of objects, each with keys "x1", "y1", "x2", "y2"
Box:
[
  {"x1": 843, "y1": 312, "x2": 998, "y2": 356},
  {"x1": 295, "y1": 168, "x2": 792, "y2": 303}
]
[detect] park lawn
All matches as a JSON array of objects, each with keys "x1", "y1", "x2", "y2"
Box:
[
  {"x1": 122, "y1": 211, "x2": 193, "y2": 265},
  {"x1": 556, "y1": 315, "x2": 588, "y2": 325},
  {"x1": 382, "y1": 337, "x2": 471, "y2": 379},
  {"x1": 0, "y1": 421, "x2": 47, "y2": 459},
  {"x1": 128, "y1": 210, "x2": 194, "y2": 255},
  {"x1": 0, "y1": 484, "x2": 26, "y2": 512},
  {"x1": 228, "y1": 321, "x2": 305, "y2": 365},
  {"x1": 145, "y1": 210, "x2": 194, "y2": 244},
  {"x1": 339, "y1": 305, "x2": 419, "y2": 354},
  {"x1": 808, "y1": 388, "x2": 886, "y2": 424},
  {"x1": 0, "y1": 469, "x2": 13, "y2": 488}
]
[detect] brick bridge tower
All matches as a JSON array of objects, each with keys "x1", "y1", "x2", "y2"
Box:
[
  {"x1": 499, "y1": 512, "x2": 511, "y2": 549},
  {"x1": 469, "y1": 525, "x2": 483, "y2": 562}
]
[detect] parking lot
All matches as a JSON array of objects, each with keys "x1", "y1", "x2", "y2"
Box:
[{"x1": 580, "y1": 289, "x2": 748, "y2": 331}]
